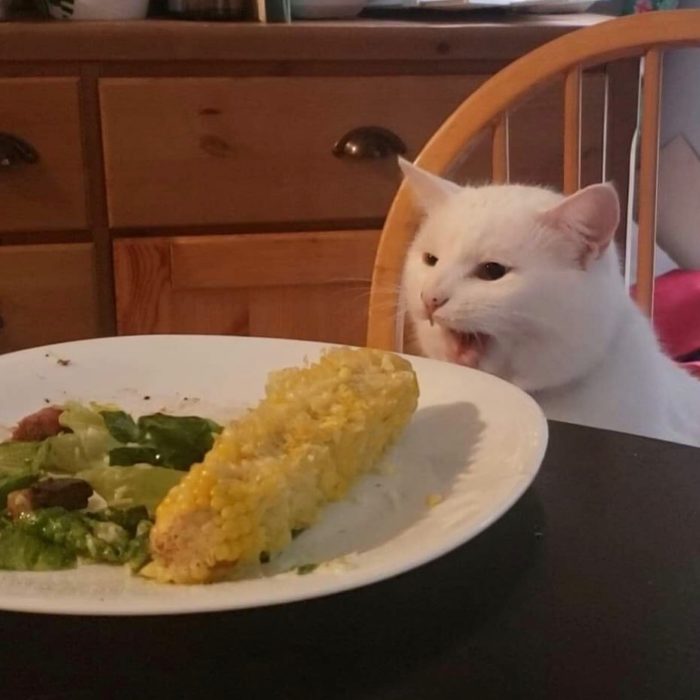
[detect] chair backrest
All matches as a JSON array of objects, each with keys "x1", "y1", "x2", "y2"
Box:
[{"x1": 366, "y1": 9, "x2": 700, "y2": 352}]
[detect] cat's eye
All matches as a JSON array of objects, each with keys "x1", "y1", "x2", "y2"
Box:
[
  {"x1": 475, "y1": 262, "x2": 509, "y2": 281},
  {"x1": 423, "y1": 253, "x2": 439, "y2": 267}
]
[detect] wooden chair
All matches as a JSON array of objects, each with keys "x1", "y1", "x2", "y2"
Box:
[{"x1": 366, "y1": 9, "x2": 700, "y2": 352}]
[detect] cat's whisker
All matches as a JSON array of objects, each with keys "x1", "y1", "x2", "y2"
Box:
[{"x1": 343, "y1": 284, "x2": 404, "y2": 306}]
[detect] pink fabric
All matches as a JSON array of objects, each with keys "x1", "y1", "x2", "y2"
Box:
[{"x1": 648, "y1": 270, "x2": 700, "y2": 379}]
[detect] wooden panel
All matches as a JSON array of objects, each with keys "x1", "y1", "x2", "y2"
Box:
[
  {"x1": 0, "y1": 16, "x2": 610, "y2": 64},
  {"x1": 113, "y1": 237, "x2": 172, "y2": 334},
  {"x1": 100, "y1": 75, "x2": 486, "y2": 228},
  {"x1": 605, "y1": 58, "x2": 640, "y2": 245},
  {"x1": 0, "y1": 78, "x2": 87, "y2": 232},
  {"x1": 250, "y1": 283, "x2": 372, "y2": 345},
  {"x1": 563, "y1": 67, "x2": 582, "y2": 194},
  {"x1": 171, "y1": 231, "x2": 380, "y2": 290},
  {"x1": 80, "y1": 66, "x2": 118, "y2": 338},
  {"x1": 634, "y1": 49, "x2": 663, "y2": 317},
  {"x1": 0, "y1": 243, "x2": 99, "y2": 353},
  {"x1": 115, "y1": 230, "x2": 380, "y2": 346},
  {"x1": 114, "y1": 238, "x2": 252, "y2": 336},
  {"x1": 491, "y1": 113, "x2": 510, "y2": 184}
]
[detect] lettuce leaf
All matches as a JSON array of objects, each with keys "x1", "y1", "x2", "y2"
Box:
[
  {"x1": 102, "y1": 411, "x2": 222, "y2": 471},
  {"x1": 0, "y1": 506, "x2": 153, "y2": 571},
  {"x1": 0, "y1": 523, "x2": 76, "y2": 571},
  {"x1": 2, "y1": 403, "x2": 219, "y2": 515},
  {"x1": 42, "y1": 402, "x2": 120, "y2": 474},
  {"x1": 101, "y1": 411, "x2": 139, "y2": 444},
  {"x1": 0, "y1": 441, "x2": 44, "y2": 475},
  {"x1": 77, "y1": 464, "x2": 184, "y2": 515}
]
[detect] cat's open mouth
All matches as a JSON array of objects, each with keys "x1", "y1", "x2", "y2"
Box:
[{"x1": 443, "y1": 328, "x2": 490, "y2": 368}]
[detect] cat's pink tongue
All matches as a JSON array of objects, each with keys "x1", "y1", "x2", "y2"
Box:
[{"x1": 446, "y1": 331, "x2": 488, "y2": 368}]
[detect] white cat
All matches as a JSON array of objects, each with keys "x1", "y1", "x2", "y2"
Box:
[{"x1": 399, "y1": 158, "x2": 700, "y2": 447}]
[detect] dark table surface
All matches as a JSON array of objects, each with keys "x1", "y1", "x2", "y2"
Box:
[{"x1": 2, "y1": 421, "x2": 698, "y2": 700}]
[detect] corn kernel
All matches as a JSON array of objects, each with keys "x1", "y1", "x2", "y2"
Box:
[{"x1": 144, "y1": 347, "x2": 419, "y2": 584}]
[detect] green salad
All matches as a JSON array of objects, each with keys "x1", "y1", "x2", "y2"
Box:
[{"x1": 0, "y1": 402, "x2": 222, "y2": 572}]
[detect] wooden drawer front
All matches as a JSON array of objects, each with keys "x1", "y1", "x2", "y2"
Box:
[
  {"x1": 114, "y1": 230, "x2": 379, "y2": 345},
  {"x1": 0, "y1": 79, "x2": 87, "y2": 232},
  {"x1": 100, "y1": 76, "x2": 485, "y2": 228},
  {"x1": 0, "y1": 243, "x2": 99, "y2": 353},
  {"x1": 170, "y1": 231, "x2": 377, "y2": 289}
]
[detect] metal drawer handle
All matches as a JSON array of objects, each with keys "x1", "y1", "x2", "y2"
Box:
[
  {"x1": 0, "y1": 133, "x2": 40, "y2": 168},
  {"x1": 333, "y1": 126, "x2": 406, "y2": 160}
]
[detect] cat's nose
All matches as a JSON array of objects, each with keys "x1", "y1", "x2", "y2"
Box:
[{"x1": 422, "y1": 292, "x2": 448, "y2": 322}]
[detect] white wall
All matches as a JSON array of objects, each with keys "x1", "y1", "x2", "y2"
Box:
[
  {"x1": 657, "y1": 1, "x2": 700, "y2": 268},
  {"x1": 661, "y1": 0, "x2": 700, "y2": 150}
]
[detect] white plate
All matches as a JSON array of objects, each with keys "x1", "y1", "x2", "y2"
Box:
[{"x1": 0, "y1": 335, "x2": 547, "y2": 616}]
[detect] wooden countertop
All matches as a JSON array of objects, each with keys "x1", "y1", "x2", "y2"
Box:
[{"x1": 0, "y1": 14, "x2": 611, "y2": 63}]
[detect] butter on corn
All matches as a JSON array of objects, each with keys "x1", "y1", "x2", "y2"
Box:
[{"x1": 141, "y1": 347, "x2": 419, "y2": 584}]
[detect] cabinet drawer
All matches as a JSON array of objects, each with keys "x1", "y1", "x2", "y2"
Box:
[
  {"x1": 114, "y1": 230, "x2": 380, "y2": 345},
  {"x1": 0, "y1": 79, "x2": 87, "y2": 232},
  {"x1": 170, "y1": 231, "x2": 377, "y2": 290},
  {"x1": 0, "y1": 243, "x2": 99, "y2": 353},
  {"x1": 100, "y1": 76, "x2": 485, "y2": 228}
]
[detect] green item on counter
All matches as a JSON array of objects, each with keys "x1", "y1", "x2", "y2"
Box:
[{"x1": 622, "y1": 0, "x2": 678, "y2": 14}]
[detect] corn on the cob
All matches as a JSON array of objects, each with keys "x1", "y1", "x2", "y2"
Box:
[{"x1": 141, "y1": 347, "x2": 419, "y2": 584}]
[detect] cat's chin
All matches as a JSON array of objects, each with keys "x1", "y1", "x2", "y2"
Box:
[{"x1": 442, "y1": 327, "x2": 490, "y2": 369}]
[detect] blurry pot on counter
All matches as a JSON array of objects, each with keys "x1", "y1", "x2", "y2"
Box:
[{"x1": 167, "y1": 0, "x2": 246, "y2": 18}]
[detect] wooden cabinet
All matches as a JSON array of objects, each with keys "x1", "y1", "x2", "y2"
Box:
[
  {"x1": 0, "y1": 244, "x2": 99, "y2": 353},
  {"x1": 100, "y1": 75, "x2": 486, "y2": 228},
  {"x1": 0, "y1": 78, "x2": 95, "y2": 353},
  {"x1": 0, "y1": 17, "x2": 637, "y2": 350},
  {"x1": 0, "y1": 79, "x2": 87, "y2": 233},
  {"x1": 100, "y1": 72, "x2": 610, "y2": 230},
  {"x1": 114, "y1": 230, "x2": 380, "y2": 345}
]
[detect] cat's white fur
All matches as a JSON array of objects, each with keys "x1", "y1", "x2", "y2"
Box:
[{"x1": 400, "y1": 158, "x2": 700, "y2": 447}]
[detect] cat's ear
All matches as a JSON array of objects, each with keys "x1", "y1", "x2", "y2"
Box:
[
  {"x1": 398, "y1": 157, "x2": 462, "y2": 211},
  {"x1": 540, "y1": 183, "x2": 620, "y2": 267}
]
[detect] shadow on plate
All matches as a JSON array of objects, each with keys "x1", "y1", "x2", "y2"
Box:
[{"x1": 268, "y1": 401, "x2": 485, "y2": 571}]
